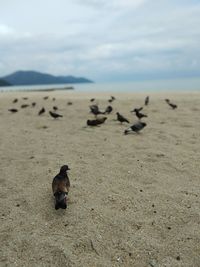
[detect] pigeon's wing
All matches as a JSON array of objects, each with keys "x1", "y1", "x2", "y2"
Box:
[{"x1": 52, "y1": 175, "x2": 69, "y2": 194}]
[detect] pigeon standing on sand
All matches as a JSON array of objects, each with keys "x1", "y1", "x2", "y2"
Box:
[
  {"x1": 104, "y1": 105, "x2": 113, "y2": 114},
  {"x1": 13, "y1": 98, "x2": 18, "y2": 103},
  {"x1": 87, "y1": 117, "x2": 107, "y2": 126},
  {"x1": 8, "y1": 108, "x2": 18, "y2": 113},
  {"x1": 116, "y1": 112, "x2": 129, "y2": 124},
  {"x1": 169, "y1": 103, "x2": 177, "y2": 109},
  {"x1": 49, "y1": 111, "x2": 63, "y2": 119},
  {"x1": 145, "y1": 96, "x2": 149, "y2": 106},
  {"x1": 124, "y1": 121, "x2": 147, "y2": 135},
  {"x1": 131, "y1": 107, "x2": 143, "y2": 113},
  {"x1": 21, "y1": 104, "x2": 29, "y2": 108},
  {"x1": 133, "y1": 109, "x2": 147, "y2": 120},
  {"x1": 52, "y1": 165, "x2": 71, "y2": 210},
  {"x1": 87, "y1": 120, "x2": 100, "y2": 126},
  {"x1": 108, "y1": 96, "x2": 116, "y2": 103},
  {"x1": 32, "y1": 102, "x2": 36, "y2": 107},
  {"x1": 53, "y1": 106, "x2": 58, "y2": 111},
  {"x1": 90, "y1": 105, "x2": 104, "y2": 116},
  {"x1": 43, "y1": 96, "x2": 49, "y2": 100},
  {"x1": 90, "y1": 98, "x2": 95, "y2": 102},
  {"x1": 38, "y1": 107, "x2": 45, "y2": 115},
  {"x1": 165, "y1": 99, "x2": 177, "y2": 109}
]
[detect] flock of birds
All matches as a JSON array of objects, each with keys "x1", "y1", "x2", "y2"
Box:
[
  {"x1": 7, "y1": 93, "x2": 178, "y2": 209},
  {"x1": 87, "y1": 95, "x2": 177, "y2": 135},
  {"x1": 8, "y1": 94, "x2": 178, "y2": 136}
]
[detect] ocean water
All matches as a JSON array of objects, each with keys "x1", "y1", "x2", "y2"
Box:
[{"x1": 1, "y1": 78, "x2": 200, "y2": 93}]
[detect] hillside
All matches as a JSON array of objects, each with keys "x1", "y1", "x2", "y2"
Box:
[
  {"x1": 2, "y1": 71, "x2": 93, "y2": 86},
  {"x1": 0, "y1": 79, "x2": 11, "y2": 86}
]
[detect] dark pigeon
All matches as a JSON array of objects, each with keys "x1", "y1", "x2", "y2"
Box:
[
  {"x1": 87, "y1": 117, "x2": 107, "y2": 126},
  {"x1": 49, "y1": 111, "x2": 63, "y2": 119},
  {"x1": 116, "y1": 112, "x2": 129, "y2": 124},
  {"x1": 53, "y1": 106, "x2": 58, "y2": 111},
  {"x1": 8, "y1": 108, "x2": 18, "y2": 113},
  {"x1": 133, "y1": 109, "x2": 147, "y2": 120},
  {"x1": 90, "y1": 105, "x2": 104, "y2": 116},
  {"x1": 165, "y1": 99, "x2": 177, "y2": 109},
  {"x1": 13, "y1": 98, "x2": 18, "y2": 103},
  {"x1": 145, "y1": 96, "x2": 149, "y2": 106},
  {"x1": 21, "y1": 104, "x2": 29, "y2": 108},
  {"x1": 52, "y1": 165, "x2": 70, "y2": 210},
  {"x1": 104, "y1": 105, "x2": 113, "y2": 114},
  {"x1": 38, "y1": 107, "x2": 45, "y2": 115}
]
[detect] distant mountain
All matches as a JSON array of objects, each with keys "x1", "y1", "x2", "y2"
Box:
[
  {"x1": 1, "y1": 71, "x2": 93, "y2": 86},
  {"x1": 0, "y1": 79, "x2": 11, "y2": 86}
]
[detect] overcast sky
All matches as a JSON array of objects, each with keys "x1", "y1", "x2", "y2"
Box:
[{"x1": 0, "y1": 0, "x2": 200, "y2": 82}]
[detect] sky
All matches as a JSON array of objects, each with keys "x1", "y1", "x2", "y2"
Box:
[{"x1": 0, "y1": 0, "x2": 200, "y2": 82}]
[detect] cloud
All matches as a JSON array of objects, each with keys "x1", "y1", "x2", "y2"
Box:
[
  {"x1": 0, "y1": 24, "x2": 14, "y2": 35},
  {"x1": 0, "y1": 0, "x2": 200, "y2": 82}
]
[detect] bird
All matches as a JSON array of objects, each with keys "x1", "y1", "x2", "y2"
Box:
[
  {"x1": 43, "y1": 96, "x2": 49, "y2": 100},
  {"x1": 52, "y1": 97, "x2": 56, "y2": 101},
  {"x1": 53, "y1": 106, "x2": 58, "y2": 111},
  {"x1": 145, "y1": 96, "x2": 149, "y2": 106},
  {"x1": 116, "y1": 112, "x2": 129, "y2": 124},
  {"x1": 22, "y1": 97, "x2": 28, "y2": 100},
  {"x1": 131, "y1": 107, "x2": 143, "y2": 113},
  {"x1": 87, "y1": 117, "x2": 107, "y2": 126},
  {"x1": 90, "y1": 98, "x2": 95, "y2": 102},
  {"x1": 21, "y1": 104, "x2": 29, "y2": 108},
  {"x1": 52, "y1": 165, "x2": 70, "y2": 210},
  {"x1": 49, "y1": 111, "x2": 63, "y2": 119},
  {"x1": 96, "y1": 116, "x2": 107, "y2": 124},
  {"x1": 165, "y1": 99, "x2": 177, "y2": 109},
  {"x1": 38, "y1": 107, "x2": 45, "y2": 115},
  {"x1": 89, "y1": 105, "x2": 104, "y2": 116},
  {"x1": 8, "y1": 108, "x2": 18, "y2": 113},
  {"x1": 133, "y1": 109, "x2": 147, "y2": 120},
  {"x1": 13, "y1": 98, "x2": 18, "y2": 103},
  {"x1": 169, "y1": 103, "x2": 177, "y2": 109},
  {"x1": 67, "y1": 101, "x2": 73, "y2": 105},
  {"x1": 87, "y1": 119, "x2": 100, "y2": 126},
  {"x1": 108, "y1": 96, "x2": 116, "y2": 103},
  {"x1": 124, "y1": 121, "x2": 147, "y2": 135},
  {"x1": 32, "y1": 102, "x2": 36, "y2": 107},
  {"x1": 104, "y1": 105, "x2": 113, "y2": 114}
]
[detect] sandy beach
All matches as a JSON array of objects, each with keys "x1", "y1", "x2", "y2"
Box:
[{"x1": 0, "y1": 90, "x2": 200, "y2": 267}]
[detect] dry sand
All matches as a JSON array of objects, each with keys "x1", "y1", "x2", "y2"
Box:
[{"x1": 0, "y1": 90, "x2": 200, "y2": 267}]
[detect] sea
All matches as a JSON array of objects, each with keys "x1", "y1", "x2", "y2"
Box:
[{"x1": 1, "y1": 77, "x2": 200, "y2": 93}]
